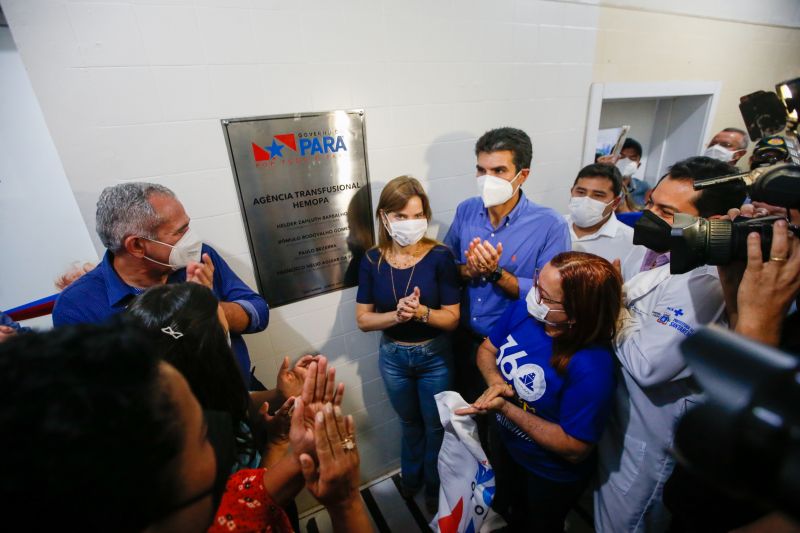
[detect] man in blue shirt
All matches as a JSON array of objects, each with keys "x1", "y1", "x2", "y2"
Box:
[
  {"x1": 53, "y1": 182, "x2": 268, "y2": 385},
  {"x1": 444, "y1": 127, "x2": 570, "y2": 402}
]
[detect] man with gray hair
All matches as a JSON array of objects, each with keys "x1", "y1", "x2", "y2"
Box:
[
  {"x1": 53, "y1": 182, "x2": 268, "y2": 384},
  {"x1": 703, "y1": 127, "x2": 749, "y2": 166}
]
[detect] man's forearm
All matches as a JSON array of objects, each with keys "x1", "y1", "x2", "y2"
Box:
[
  {"x1": 220, "y1": 301, "x2": 250, "y2": 333},
  {"x1": 494, "y1": 269, "x2": 519, "y2": 299}
]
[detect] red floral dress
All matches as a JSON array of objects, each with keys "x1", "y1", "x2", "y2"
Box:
[{"x1": 208, "y1": 468, "x2": 293, "y2": 533}]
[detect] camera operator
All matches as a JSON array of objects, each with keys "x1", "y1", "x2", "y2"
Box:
[
  {"x1": 663, "y1": 205, "x2": 800, "y2": 533},
  {"x1": 594, "y1": 156, "x2": 746, "y2": 533}
]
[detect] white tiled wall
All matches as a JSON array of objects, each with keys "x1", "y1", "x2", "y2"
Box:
[{"x1": 3, "y1": 0, "x2": 599, "y2": 491}]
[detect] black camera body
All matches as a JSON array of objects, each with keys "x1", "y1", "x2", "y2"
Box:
[
  {"x1": 664, "y1": 77, "x2": 800, "y2": 274},
  {"x1": 669, "y1": 213, "x2": 800, "y2": 274}
]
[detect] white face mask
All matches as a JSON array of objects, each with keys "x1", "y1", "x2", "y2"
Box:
[
  {"x1": 615, "y1": 158, "x2": 638, "y2": 178},
  {"x1": 568, "y1": 195, "x2": 616, "y2": 228},
  {"x1": 477, "y1": 171, "x2": 522, "y2": 208},
  {"x1": 703, "y1": 144, "x2": 736, "y2": 163},
  {"x1": 526, "y1": 285, "x2": 560, "y2": 326},
  {"x1": 384, "y1": 217, "x2": 428, "y2": 247},
  {"x1": 142, "y1": 227, "x2": 203, "y2": 270}
]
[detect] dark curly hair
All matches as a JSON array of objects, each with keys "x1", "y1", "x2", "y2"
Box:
[{"x1": 0, "y1": 321, "x2": 183, "y2": 531}]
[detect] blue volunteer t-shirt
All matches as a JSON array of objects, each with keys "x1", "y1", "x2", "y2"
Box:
[{"x1": 488, "y1": 299, "x2": 615, "y2": 482}]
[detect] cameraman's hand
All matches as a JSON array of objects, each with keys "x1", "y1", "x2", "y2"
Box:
[
  {"x1": 735, "y1": 219, "x2": 800, "y2": 346},
  {"x1": 716, "y1": 204, "x2": 773, "y2": 326}
]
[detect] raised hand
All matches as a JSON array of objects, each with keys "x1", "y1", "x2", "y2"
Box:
[
  {"x1": 736, "y1": 219, "x2": 800, "y2": 345},
  {"x1": 471, "y1": 240, "x2": 503, "y2": 275},
  {"x1": 260, "y1": 396, "x2": 295, "y2": 444},
  {"x1": 289, "y1": 357, "x2": 345, "y2": 460},
  {"x1": 276, "y1": 354, "x2": 318, "y2": 400},
  {"x1": 186, "y1": 253, "x2": 215, "y2": 289},
  {"x1": 298, "y1": 402, "x2": 360, "y2": 508}
]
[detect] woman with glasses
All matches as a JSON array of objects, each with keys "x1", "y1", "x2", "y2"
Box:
[{"x1": 456, "y1": 251, "x2": 622, "y2": 533}]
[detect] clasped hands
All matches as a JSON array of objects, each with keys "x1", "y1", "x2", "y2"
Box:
[
  {"x1": 464, "y1": 237, "x2": 503, "y2": 278},
  {"x1": 395, "y1": 286, "x2": 423, "y2": 323},
  {"x1": 454, "y1": 382, "x2": 514, "y2": 416}
]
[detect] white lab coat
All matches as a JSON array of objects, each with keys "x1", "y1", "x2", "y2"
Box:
[{"x1": 594, "y1": 247, "x2": 726, "y2": 533}]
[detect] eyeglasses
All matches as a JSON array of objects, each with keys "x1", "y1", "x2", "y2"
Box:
[{"x1": 533, "y1": 269, "x2": 566, "y2": 312}]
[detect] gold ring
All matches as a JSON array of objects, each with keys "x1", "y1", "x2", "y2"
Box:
[
  {"x1": 340, "y1": 437, "x2": 356, "y2": 451},
  {"x1": 770, "y1": 256, "x2": 788, "y2": 262}
]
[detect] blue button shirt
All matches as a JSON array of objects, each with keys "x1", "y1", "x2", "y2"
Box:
[
  {"x1": 53, "y1": 244, "x2": 268, "y2": 382},
  {"x1": 443, "y1": 193, "x2": 570, "y2": 336}
]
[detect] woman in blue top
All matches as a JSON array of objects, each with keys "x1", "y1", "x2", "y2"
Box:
[
  {"x1": 356, "y1": 175, "x2": 460, "y2": 511},
  {"x1": 457, "y1": 251, "x2": 622, "y2": 532}
]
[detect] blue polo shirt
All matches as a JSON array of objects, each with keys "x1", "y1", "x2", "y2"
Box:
[
  {"x1": 53, "y1": 244, "x2": 268, "y2": 382},
  {"x1": 443, "y1": 193, "x2": 570, "y2": 336},
  {"x1": 489, "y1": 299, "x2": 615, "y2": 482}
]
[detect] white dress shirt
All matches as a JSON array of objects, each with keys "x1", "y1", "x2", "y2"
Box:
[{"x1": 565, "y1": 212, "x2": 634, "y2": 263}]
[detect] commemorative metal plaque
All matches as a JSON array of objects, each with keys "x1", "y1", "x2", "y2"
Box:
[{"x1": 222, "y1": 110, "x2": 374, "y2": 307}]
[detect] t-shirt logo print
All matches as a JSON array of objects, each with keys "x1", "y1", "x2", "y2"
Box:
[{"x1": 497, "y1": 335, "x2": 547, "y2": 403}]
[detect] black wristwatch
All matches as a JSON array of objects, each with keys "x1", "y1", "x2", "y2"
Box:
[{"x1": 488, "y1": 265, "x2": 504, "y2": 283}]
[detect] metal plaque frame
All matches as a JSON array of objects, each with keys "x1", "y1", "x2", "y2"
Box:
[{"x1": 222, "y1": 110, "x2": 374, "y2": 308}]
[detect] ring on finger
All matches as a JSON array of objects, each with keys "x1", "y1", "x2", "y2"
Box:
[
  {"x1": 340, "y1": 436, "x2": 356, "y2": 451},
  {"x1": 770, "y1": 256, "x2": 788, "y2": 262}
]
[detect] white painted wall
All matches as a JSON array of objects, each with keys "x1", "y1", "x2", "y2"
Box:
[
  {"x1": 0, "y1": 26, "x2": 97, "y2": 316},
  {"x1": 2, "y1": 0, "x2": 600, "y2": 491},
  {"x1": 598, "y1": 0, "x2": 800, "y2": 28}
]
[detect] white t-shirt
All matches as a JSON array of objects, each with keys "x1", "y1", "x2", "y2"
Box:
[{"x1": 565, "y1": 212, "x2": 634, "y2": 264}]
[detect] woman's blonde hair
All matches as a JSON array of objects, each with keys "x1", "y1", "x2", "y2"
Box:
[{"x1": 373, "y1": 176, "x2": 436, "y2": 259}]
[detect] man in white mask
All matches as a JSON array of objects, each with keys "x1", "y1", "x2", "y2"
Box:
[
  {"x1": 598, "y1": 138, "x2": 651, "y2": 209},
  {"x1": 53, "y1": 182, "x2": 269, "y2": 386},
  {"x1": 703, "y1": 127, "x2": 749, "y2": 166},
  {"x1": 566, "y1": 163, "x2": 633, "y2": 263},
  {"x1": 444, "y1": 127, "x2": 570, "y2": 404}
]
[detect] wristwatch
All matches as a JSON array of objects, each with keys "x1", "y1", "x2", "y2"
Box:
[
  {"x1": 488, "y1": 265, "x2": 504, "y2": 283},
  {"x1": 415, "y1": 305, "x2": 431, "y2": 323}
]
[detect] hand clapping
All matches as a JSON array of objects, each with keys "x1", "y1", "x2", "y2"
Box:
[
  {"x1": 395, "y1": 286, "x2": 421, "y2": 323},
  {"x1": 465, "y1": 238, "x2": 504, "y2": 277}
]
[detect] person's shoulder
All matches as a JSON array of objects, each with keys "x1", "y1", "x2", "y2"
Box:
[
  {"x1": 201, "y1": 243, "x2": 225, "y2": 261},
  {"x1": 430, "y1": 243, "x2": 456, "y2": 259},
  {"x1": 505, "y1": 299, "x2": 533, "y2": 327},
  {"x1": 618, "y1": 223, "x2": 634, "y2": 238},
  {"x1": 58, "y1": 264, "x2": 105, "y2": 300},
  {"x1": 522, "y1": 200, "x2": 568, "y2": 226},
  {"x1": 363, "y1": 247, "x2": 382, "y2": 264},
  {"x1": 671, "y1": 264, "x2": 720, "y2": 283},
  {"x1": 569, "y1": 344, "x2": 614, "y2": 375},
  {"x1": 53, "y1": 266, "x2": 106, "y2": 322}
]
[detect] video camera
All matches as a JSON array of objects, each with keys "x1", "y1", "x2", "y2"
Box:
[
  {"x1": 674, "y1": 326, "x2": 800, "y2": 520},
  {"x1": 646, "y1": 77, "x2": 800, "y2": 274}
]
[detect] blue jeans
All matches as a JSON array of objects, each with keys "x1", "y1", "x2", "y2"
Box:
[{"x1": 379, "y1": 334, "x2": 453, "y2": 497}]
